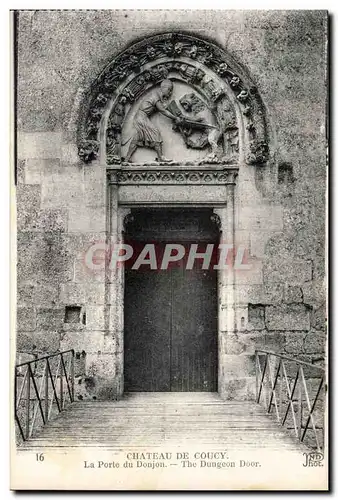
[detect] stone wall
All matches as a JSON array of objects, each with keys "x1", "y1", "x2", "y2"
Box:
[{"x1": 16, "y1": 10, "x2": 327, "y2": 400}]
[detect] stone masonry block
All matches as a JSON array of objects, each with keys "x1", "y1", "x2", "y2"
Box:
[
  {"x1": 283, "y1": 285, "x2": 303, "y2": 303},
  {"x1": 239, "y1": 205, "x2": 283, "y2": 231},
  {"x1": 102, "y1": 334, "x2": 117, "y2": 354},
  {"x1": 38, "y1": 209, "x2": 68, "y2": 232},
  {"x1": 59, "y1": 283, "x2": 86, "y2": 304},
  {"x1": 18, "y1": 208, "x2": 68, "y2": 232},
  {"x1": 17, "y1": 307, "x2": 36, "y2": 331},
  {"x1": 85, "y1": 283, "x2": 106, "y2": 304},
  {"x1": 263, "y1": 258, "x2": 312, "y2": 285},
  {"x1": 36, "y1": 308, "x2": 65, "y2": 330},
  {"x1": 16, "y1": 184, "x2": 41, "y2": 215},
  {"x1": 41, "y1": 164, "x2": 84, "y2": 209},
  {"x1": 32, "y1": 330, "x2": 60, "y2": 353},
  {"x1": 23, "y1": 158, "x2": 57, "y2": 185},
  {"x1": 284, "y1": 333, "x2": 305, "y2": 355},
  {"x1": 18, "y1": 132, "x2": 62, "y2": 160},
  {"x1": 234, "y1": 258, "x2": 263, "y2": 285},
  {"x1": 224, "y1": 332, "x2": 286, "y2": 357},
  {"x1": 235, "y1": 284, "x2": 284, "y2": 305},
  {"x1": 62, "y1": 233, "x2": 85, "y2": 261},
  {"x1": 234, "y1": 305, "x2": 248, "y2": 331},
  {"x1": 17, "y1": 282, "x2": 59, "y2": 308},
  {"x1": 84, "y1": 166, "x2": 107, "y2": 207},
  {"x1": 220, "y1": 377, "x2": 252, "y2": 401},
  {"x1": 224, "y1": 334, "x2": 246, "y2": 355},
  {"x1": 302, "y1": 280, "x2": 326, "y2": 307},
  {"x1": 74, "y1": 258, "x2": 105, "y2": 284},
  {"x1": 17, "y1": 231, "x2": 74, "y2": 284},
  {"x1": 60, "y1": 331, "x2": 105, "y2": 353},
  {"x1": 23, "y1": 158, "x2": 43, "y2": 184},
  {"x1": 16, "y1": 351, "x2": 36, "y2": 364},
  {"x1": 85, "y1": 353, "x2": 116, "y2": 379},
  {"x1": 303, "y1": 331, "x2": 326, "y2": 354},
  {"x1": 16, "y1": 333, "x2": 36, "y2": 352},
  {"x1": 265, "y1": 304, "x2": 311, "y2": 331},
  {"x1": 68, "y1": 205, "x2": 106, "y2": 233},
  {"x1": 263, "y1": 333, "x2": 287, "y2": 353},
  {"x1": 220, "y1": 354, "x2": 256, "y2": 378},
  {"x1": 311, "y1": 304, "x2": 326, "y2": 330},
  {"x1": 86, "y1": 306, "x2": 106, "y2": 330},
  {"x1": 249, "y1": 231, "x2": 274, "y2": 259},
  {"x1": 61, "y1": 143, "x2": 79, "y2": 164},
  {"x1": 262, "y1": 283, "x2": 284, "y2": 303},
  {"x1": 17, "y1": 159, "x2": 25, "y2": 184}
]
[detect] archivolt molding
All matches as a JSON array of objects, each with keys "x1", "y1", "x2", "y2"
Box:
[{"x1": 78, "y1": 33, "x2": 269, "y2": 166}]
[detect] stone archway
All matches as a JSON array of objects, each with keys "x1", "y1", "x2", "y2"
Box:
[
  {"x1": 77, "y1": 32, "x2": 269, "y2": 167},
  {"x1": 76, "y1": 32, "x2": 270, "y2": 399}
]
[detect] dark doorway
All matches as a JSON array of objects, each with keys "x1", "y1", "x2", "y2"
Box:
[{"x1": 124, "y1": 209, "x2": 219, "y2": 392}]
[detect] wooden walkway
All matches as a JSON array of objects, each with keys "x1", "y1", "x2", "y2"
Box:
[{"x1": 19, "y1": 392, "x2": 308, "y2": 451}]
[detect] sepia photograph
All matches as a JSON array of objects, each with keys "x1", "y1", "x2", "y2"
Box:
[{"x1": 10, "y1": 8, "x2": 328, "y2": 490}]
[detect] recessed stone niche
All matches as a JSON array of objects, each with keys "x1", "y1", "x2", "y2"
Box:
[{"x1": 64, "y1": 305, "x2": 86, "y2": 325}]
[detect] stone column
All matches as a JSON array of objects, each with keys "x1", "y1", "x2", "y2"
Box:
[
  {"x1": 214, "y1": 173, "x2": 237, "y2": 399},
  {"x1": 106, "y1": 172, "x2": 130, "y2": 398}
]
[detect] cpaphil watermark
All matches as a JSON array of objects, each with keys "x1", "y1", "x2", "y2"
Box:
[{"x1": 82, "y1": 240, "x2": 253, "y2": 274}]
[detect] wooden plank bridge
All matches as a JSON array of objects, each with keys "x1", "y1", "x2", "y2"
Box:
[
  {"x1": 15, "y1": 350, "x2": 325, "y2": 454},
  {"x1": 18, "y1": 392, "x2": 310, "y2": 452}
]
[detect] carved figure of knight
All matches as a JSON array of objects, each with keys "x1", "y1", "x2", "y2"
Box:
[{"x1": 124, "y1": 79, "x2": 181, "y2": 162}]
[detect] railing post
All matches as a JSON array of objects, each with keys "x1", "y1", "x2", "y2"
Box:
[
  {"x1": 44, "y1": 359, "x2": 49, "y2": 422},
  {"x1": 265, "y1": 354, "x2": 269, "y2": 410},
  {"x1": 26, "y1": 365, "x2": 30, "y2": 440},
  {"x1": 298, "y1": 370, "x2": 302, "y2": 440},
  {"x1": 71, "y1": 350, "x2": 75, "y2": 402},
  {"x1": 60, "y1": 354, "x2": 64, "y2": 410},
  {"x1": 255, "y1": 351, "x2": 258, "y2": 402},
  {"x1": 14, "y1": 366, "x2": 17, "y2": 417},
  {"x1": 279, "y1": 365, "x2": 283, "y2": 417}
]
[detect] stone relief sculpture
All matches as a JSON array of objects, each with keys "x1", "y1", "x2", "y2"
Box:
[
  {"x1": 78, "y1": 33, "x2": 269, "y2": 166},
  {"x1": 217, "y1": 98, "x2": 239, "y2": 161},
  {"x1": 168, "y1": 92, "x2": 222, "y2": 162},
  {"x1": 123, "y1": 79, "x2": 181, "y2": 163},
  {"x1": 106, "y1": 96, "x2": 127, "y2": 164},
  {"x1": 120, "y1": 81, "x2": 232, "y2": 164}
]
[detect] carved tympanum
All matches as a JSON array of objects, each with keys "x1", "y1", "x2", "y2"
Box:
[{"x1": 78, "y1": 33, "x2": 269, "y2": 166}]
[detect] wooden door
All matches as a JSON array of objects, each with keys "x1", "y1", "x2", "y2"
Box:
[
  {"x1": 124, "y1": 270, "x2": 172, "y2": 391},
  {"x1": 124, "y1": 209, "x2": 218, "y2": 392},
  {"x1": 170, "y1": 263, "x2": 218, "y2": 391}
]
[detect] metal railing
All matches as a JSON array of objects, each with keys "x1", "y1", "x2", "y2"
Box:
[
  {"x1": 255, "y1": 350, "x2": 326, "y2": 452},
  {"x1": 15, "y1": 349, "x2": 75, "y2": 441}
]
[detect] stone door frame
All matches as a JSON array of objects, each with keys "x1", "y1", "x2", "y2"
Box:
[{"x1": 107, "y1": 165, "x2": 238, "y2": 398}]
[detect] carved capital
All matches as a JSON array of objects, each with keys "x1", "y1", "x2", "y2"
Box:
[
  {"x1": 210, "y1": 213, "x2": 222, "y2": 230},
  {"x1": 123, "y1": 212, "x2": 134, "y2": 231},
  {"x1": 78, "y1": 140, "x2": 99, "y2": 164},
  {"x1": 247, "y1": 140, "x2": 269, "y2": 165}
]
